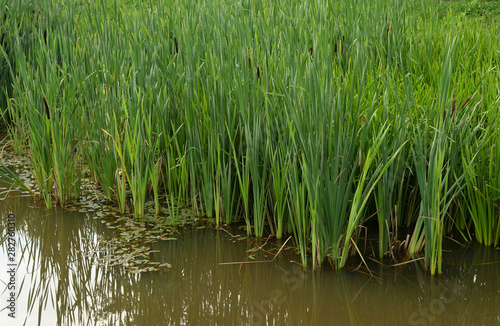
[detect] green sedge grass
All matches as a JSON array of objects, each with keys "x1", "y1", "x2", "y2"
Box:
[{"x1": 1, "y1": 0, "x2": 499, "y2": 274}]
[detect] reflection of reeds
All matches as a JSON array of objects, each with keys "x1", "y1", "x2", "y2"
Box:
[
  {"x1": 1, "y1": 0, "x2": 499, "y2": 273},
  {"x1": 0, "y1": 195, "x2": 109, "y2": 324}
]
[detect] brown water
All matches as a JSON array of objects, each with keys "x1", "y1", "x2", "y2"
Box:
[{"x1": 1, "y1": 194, "x2": 500, "y2": 326}]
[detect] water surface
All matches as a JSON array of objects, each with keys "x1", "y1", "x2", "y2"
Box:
[{"x1": 1, "y1": 194, "x2": 499, "y2": 325}]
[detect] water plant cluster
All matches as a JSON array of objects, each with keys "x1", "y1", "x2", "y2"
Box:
[{"x1": 1, "y1": 0, "x2": 499, "y2": 274}]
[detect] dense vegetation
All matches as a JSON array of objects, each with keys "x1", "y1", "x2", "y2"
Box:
[{"x1": 1, "y1": 0, "x2": 499, "y2": 274}]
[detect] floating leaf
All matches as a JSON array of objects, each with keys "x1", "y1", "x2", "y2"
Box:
[{"x1": 159, "y1": 263, "x2": 172, "y2": 268}]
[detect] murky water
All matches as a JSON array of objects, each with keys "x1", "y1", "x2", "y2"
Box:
[{"x1": 1, "y1": 194, "x2": 500, "y2": 325}]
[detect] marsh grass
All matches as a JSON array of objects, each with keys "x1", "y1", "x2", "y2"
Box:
[{"x1": 1, "y1": 0, "x2": 499, "y2": 274}]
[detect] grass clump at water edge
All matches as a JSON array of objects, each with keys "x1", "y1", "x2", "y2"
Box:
[{"x1": 0, "y1": 0, "x2": 499, "y2": 275}]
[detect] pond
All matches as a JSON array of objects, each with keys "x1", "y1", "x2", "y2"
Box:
[{"x1": 1, "y1": 193, "x2": 500, "y2": 325}]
